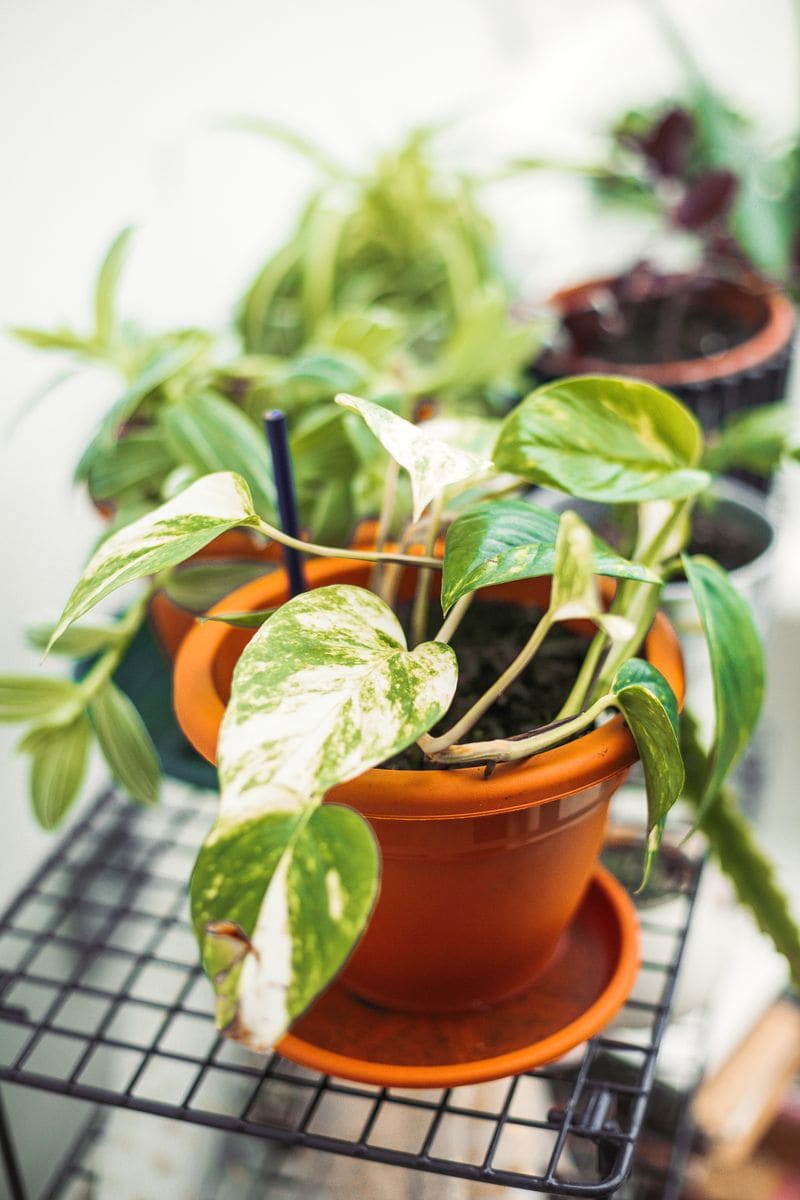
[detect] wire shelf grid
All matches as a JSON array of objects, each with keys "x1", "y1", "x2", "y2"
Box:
[{"x1": 0, "y1": 785, "x2": 702, "y2": 1198}]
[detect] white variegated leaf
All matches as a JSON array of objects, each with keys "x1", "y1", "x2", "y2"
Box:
[
  {"x1": 335, "y1": 393, "x2": 492, "y2": 520},
  {"x1": 550, "y1": 511, "x2": 633, "y2": 640},
  {"x1": 48, "y1": 472, "x2": 259, "y2": 651},
  {"x1": 218, "y1": 584, "x2": 458, "y2": 816},
  {"x1": 191, "y1": 791, "x2": 380, "y2": 1049}
]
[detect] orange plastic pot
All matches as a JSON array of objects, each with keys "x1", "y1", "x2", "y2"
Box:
[{"x1": 173, "y1": 560, "x2": 684, "y2": 1015}]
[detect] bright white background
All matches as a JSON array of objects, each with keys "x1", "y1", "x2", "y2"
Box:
[{"x1": 1, "y1": 0, "x2": 799, "y2": 928}]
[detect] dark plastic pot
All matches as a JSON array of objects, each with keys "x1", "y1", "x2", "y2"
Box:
[{"x1": 535, "y1": 274, "x2": 795, "y2": 489}]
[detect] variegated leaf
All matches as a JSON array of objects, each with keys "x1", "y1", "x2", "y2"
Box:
[
  {"x1": 551, "y1": 511, "x2": 633, "y2": 640},
  {"x1": 612, "y1": 658, "x2": 684, "y2": 886},
  {"x1": 191, "y1": 799, "x2": 379, "y2": 1048},
  {"x1": 335, "y1": 393, "x2": 492, "y2": 521},
  {"x1": 441, "y1": 500, "x2": 654, "y2": 618},
  {"x1": 218, "y1": 584, "x2": 458, "y2": 816},
  {"x1": 48, "y1": 473, "x2": 259, "y2": 651}
]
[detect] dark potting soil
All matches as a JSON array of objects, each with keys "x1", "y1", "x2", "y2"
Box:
[
  {"x1": 382, "y1": 600, "x2": 591, "y2": 770},
  {"x1": 568, "y1": 293, "x2": 755, "y2": 365},
  {"x1": 684, "y1": 507, "x2": 760, "y2": 573}
]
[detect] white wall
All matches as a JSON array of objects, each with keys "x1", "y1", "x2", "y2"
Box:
[{"x1": 1, "y1": 0, "x2": 798, "y2": 904}]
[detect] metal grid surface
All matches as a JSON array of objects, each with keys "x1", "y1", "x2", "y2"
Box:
[{"x1": 0, "y1": 785, "x2": 702, "y2": 1198}]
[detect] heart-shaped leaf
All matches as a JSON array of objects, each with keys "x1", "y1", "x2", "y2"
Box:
[
  {"x1": 48, "y1": 472, "x2": 260, "y2": 651},
  {"x1": 191, "y1": 799, "x2": 379, "y2": 1048},
  {"x1": 335, "y1": 393, "x2": 492, "y2": 521},
  {"x1": 682, "y1": 555, "x2": 764, "y2": 820},
  {"x1": 612, "y1": 658, "x2": 684, "y2": 886},
  {"x1": 441, "y1": 499, "x2": 658, "y2": 614},
  {"x1": 493, "y1": 376, "x2": 709, "y2": 502},
  {"x1": 218, "y1": 584, "x2": 458, "y2": 812}
]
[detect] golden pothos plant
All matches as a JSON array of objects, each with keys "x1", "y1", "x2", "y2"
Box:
[{"x1": 4, "y1": 375, "x2": 798, "y2": 1050}]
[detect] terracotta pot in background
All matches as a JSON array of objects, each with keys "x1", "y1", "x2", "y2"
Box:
[
  {"x1": 173, "y1": 559, "x2": 683, "y2": 1016},
  {"x1": 535, "y1": 274, "x2": 795, "y2": 490}
]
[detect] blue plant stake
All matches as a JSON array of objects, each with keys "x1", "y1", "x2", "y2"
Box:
[{"x1": 265, "y1": 410, "x2": 307, "y2": 597}]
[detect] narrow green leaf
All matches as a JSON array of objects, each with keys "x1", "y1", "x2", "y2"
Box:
[
  {"x1": 24, "y1": 714, "x2": 92, "y2": 830},
  {"x1": 160, "y1": 392, "x2": 276, "y2": 520},
  {"x1": 218, "y1": 584, "x2": 458, "y2": 812},
  {"x1": 202, "y1": 607, "x2": 276, "y2": 629},
  {"x1": 95, "y1": 226, "x2": 135, "y2": 346},
  {"x1": 163, "y1": 560, "x2": 274, "y2": 614},
  {"x1": 89, "y1": 682, "x2": 160, "y2": 805},
  {"x1": 75, "y1": 339, "x2": 209, "y2": 483},
  {"x1": 702, "y1": 404, "x2": 792, "y2": 477},
  {"x1": 612, "y1": 658, "x2": 684, "y2": 886},
  {"x1": 48, "y1": 472, "x2": 259, "y2": 650},
  {"x1": 86, "y1": 432, "x2": 176, "y2": 502},
  {"x1": 191, "y1": 800, "x2": 379, "y2": 1049},
  {"x1": 682, "y1": 555, "x2": 765, "y2": 818},
  {"x1": 494, "y1": 376, "x2": 709, "y2": 502},
  {"x1": 0, "y1": 676, "x2": 84, "y2": 722},
  {"x1": 26, "y1": 622, "x2": 123, "y2": 658},
  {"x1": 335, "y1": 393, "x2": 492, "y2": 521},
  {"x1": 680, "y1": 714, "x2": 800, "y2": 989},
  {"x1": 441, "y1": 499, "x2": 658, "y2": 614},
  {"x1": 11, "y1": 327, "x2": 98, "y2": 355}
]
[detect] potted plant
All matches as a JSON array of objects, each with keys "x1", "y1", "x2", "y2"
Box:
[
  {"x1": 532, "y1": 46, "x2": 797, "y2": 471},
  {"x1": 8, "y1": 374, "x2": 797, "y2": 1072}
]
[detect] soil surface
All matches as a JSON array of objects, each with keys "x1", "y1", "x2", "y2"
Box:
[
  {"x1": 565, "y1": 291, "x2": 756, "y2": 365},
  {"x1": 383, "y1": 600, "x2": 591, "y2": 770}
]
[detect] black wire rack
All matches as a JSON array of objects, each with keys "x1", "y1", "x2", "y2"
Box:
[{"x1": 0, "y1": 785, "x2": 703, "y2": 1199}]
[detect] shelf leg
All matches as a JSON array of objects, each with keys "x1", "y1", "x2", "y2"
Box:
[{"x1": 0, "y1": 1087, "x2": 27, "y2": 1200}]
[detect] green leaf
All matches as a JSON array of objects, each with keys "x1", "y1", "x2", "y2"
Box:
[
  {"x1": 191, "y1": 800, "x2": 379, "y2": 1047},
  {"x1": 159, "y1": 392, "x2": 276, "y2": 520},
  {"x1": 682, "y1": 555, "x2": 765, "y2": 819},
  {"x1": 202, "y1": 607, "x2": 276, "y2": 629},
  {"x1": 218, "y1": 584, "x2": 458, "y2": 810},
  {"x1": 441, "y1": 499, "x2": 658, "y2": 614},
  {"x1": 95, "y1": 226, "x2": 135, "y2": 346},
  {"x1": 494, "y1": 376, "x2": 709, "y2": 501},
  {"x1": 680, "y1": 716, "x2": 800, "y2": 990},
  {"x1": 612, "y1": 658, "x2": 684, "y2": 886},
  {"x1": 26, "y1": 621, "x2": 123, "y2": 658},
  {"x1": 86, "y1": 432, "x2": 176, "y2": 502},
  {"x1": 89, "y1": 682, "x2": 160, "y2": 806},
  {"x1": 23, "y1": 714, "x2": 92, "y2": 829},
  {"x1": 48, "y1": 472, "x2": 259, "y2": 650},
  {"x1": 702, "y1": 404, "x2": 792, "y2": 477},
  {"x1": 163, "y1": 560, "x2": 274, "y2": 614},
  {"x1": 75, "y1": 339, "x2": 209, "y2": 483},
  {"x1": 335, "y1": 393, "x2": 492, "y2": 521},
  {"x1": 0, "y1": 676, "x2": 84, "y2": 723},
  {"x1": 11, "y1": 326, "x2": 98, "y2": 355}
]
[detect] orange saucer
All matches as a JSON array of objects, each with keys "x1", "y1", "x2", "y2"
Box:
[{"x1": 278, "y1": 867, "x2": 639, "y2": 1089}]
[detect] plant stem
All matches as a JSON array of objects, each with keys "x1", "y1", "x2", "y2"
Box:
[
  {"x1": 410, "y1": 493, "x2": 444, "y2": 646},
  {"x1": 77, "y1": 585, "x2": 156, "y2": 701},
  {"x1": 556, "y1": 632, "x2": 608, "y2": 720},
  {"x1": 254, "y1": 518, "x2": 441, "y2": 571},
  {"x1": 369, "y1": 457, "x2": 400, "y2": 594},
  {"x1": 434, "y1": 592, "x2": 474, "y2": 644},
  {"x1": 418, "y1": 611, "x2": 555, "y2": 755},
  {"x1": 422, "y1": 693, "x2": 615, "y2": 766}
]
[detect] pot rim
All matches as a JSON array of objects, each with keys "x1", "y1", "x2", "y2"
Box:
[
  {"x1": 538, "y1": 272, "x2": 795, "y2": 386},
  {"x1": 173, "y1": 557, "x2": 685, "y2": 821}
]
